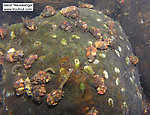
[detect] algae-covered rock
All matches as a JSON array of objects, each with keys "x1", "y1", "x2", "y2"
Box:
[{"x1": 0, "y1": 6, "x2": 142, "y2": 115}]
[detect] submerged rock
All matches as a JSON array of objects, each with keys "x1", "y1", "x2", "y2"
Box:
[{"x1": 0, "y1": 6, "x2": 142, "y2": 115}]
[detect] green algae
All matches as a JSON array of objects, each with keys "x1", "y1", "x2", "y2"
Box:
[{"x1": 79, "y1": 83, "x2": 85, "y2": 93}]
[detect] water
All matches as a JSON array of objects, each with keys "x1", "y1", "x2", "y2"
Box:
[
  {"x1": 1, "y1": 0, "x2": 149, "y2": 99},
  {"x1": 0, "y1": 0, "x2": 150, "y2": 114}
]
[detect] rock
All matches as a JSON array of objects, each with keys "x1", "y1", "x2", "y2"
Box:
[
  {"x1": 0, "y1": 7, "x2": 142, "y2": 115},
  {"x1": 118, "y1": 0, "x2": 150, "y2": 102}
]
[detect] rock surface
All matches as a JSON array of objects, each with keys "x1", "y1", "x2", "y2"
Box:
[{"x1": 0, "y1": 7, "x2": 142, "y2": 115}]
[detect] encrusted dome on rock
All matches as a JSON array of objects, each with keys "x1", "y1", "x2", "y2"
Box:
[{"x1": 0, "y1": 5, "x2": 142, "y2": 115}]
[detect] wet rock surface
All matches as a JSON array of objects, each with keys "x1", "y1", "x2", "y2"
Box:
[
  {"x1": 0, "y1": 7, "x2": 142, "y2": 115},
  {"x1": 94, "y1": 0, "x2": 150, "y2": 113},
  {"x1": 118, "y1": 0, "x2": 150, "y2": 99}
]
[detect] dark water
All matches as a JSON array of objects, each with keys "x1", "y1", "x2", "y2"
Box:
[{"x1": 0, "y1": 0, "x2": 150, "y2": 113}]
